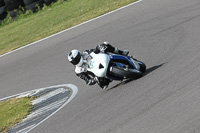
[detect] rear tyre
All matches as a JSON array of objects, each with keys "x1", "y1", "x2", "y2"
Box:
[
  {"x1": 112, "y1": 66, "x2": 142, "y2": 79},
  {"x1": 137, "y1": 61, "x2": 146, "y2": 73}
]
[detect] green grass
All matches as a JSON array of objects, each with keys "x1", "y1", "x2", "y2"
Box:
[
  {"x1": 0, "y1": 97, "x2": 33, "y2": 133},
  {"x1": 0, "y1": 0, "x2": 138, "y2": 55}
]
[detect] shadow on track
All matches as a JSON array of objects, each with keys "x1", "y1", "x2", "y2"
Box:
[
  {"x1": 143, "y1": 63, "x2": 165, "y2": 76},
  {"x1": 107, "y1": 63, "x2": 165, "y2": 90}
]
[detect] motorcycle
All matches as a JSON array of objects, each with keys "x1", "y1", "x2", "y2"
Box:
[{"x1": 87, "y1": 52, "x2": 146, "y2": 81}]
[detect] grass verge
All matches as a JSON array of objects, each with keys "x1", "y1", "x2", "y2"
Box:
[
  {"x1": 0, "y1": 97, "x2": 33, "y2": 133},
  {"x1": 0, "y1": 0, "x2": 138, "y2": 55}
]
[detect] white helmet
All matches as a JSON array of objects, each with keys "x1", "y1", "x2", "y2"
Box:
[{"x1": 68, "y1": 49, "x2": 83, "y2": 67}]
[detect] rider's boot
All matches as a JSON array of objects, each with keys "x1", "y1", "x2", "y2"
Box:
[
  {"x1": 102, "y1": 85, "x2": 108, "y2": 90},
  {"x1": 102, "y1": 78, "x2": 113, "y2": 89},
  {"x1": 96, "y1": 77, "x2": 112, "y2": 89},
  {"x1": 114, "y1": 48, "x2": 129, "y2": 56}
]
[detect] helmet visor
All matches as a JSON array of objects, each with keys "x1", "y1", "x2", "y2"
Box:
[{"x1": 70, "y1": 52, "x2": 81, "y2": 65}]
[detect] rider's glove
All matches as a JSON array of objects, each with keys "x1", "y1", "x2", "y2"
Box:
[
  {"x1": 98, "y1": 42, "x2": 109, "y2": 53},
  {"x1": 87, "y1": 78, "x2": 96, "y2": 85}
]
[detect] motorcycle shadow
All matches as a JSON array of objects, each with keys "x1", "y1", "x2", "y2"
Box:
[{"x1": 107, "y1": 63, "x2": 165, "y2": 90}]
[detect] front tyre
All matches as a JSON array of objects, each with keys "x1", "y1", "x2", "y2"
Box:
[{"x1": 112, "y1": 66, "x2": 142, "y2": 79}]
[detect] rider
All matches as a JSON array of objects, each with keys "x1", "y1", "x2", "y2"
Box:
[{"x1": 68, "y1": 42, "x2": 129, "y2": 89}]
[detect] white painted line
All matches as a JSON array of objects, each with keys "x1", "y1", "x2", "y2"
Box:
[
  {"x1": 0, "y1": 84, "x2": 76, "y2": 101},
  {"x1": 25, "y1": 84, "x2": 78, "y2": 133},
  {"x1": 26, "y1": 99, "x2": 66, "y2": 119},
  {"x1": 0, "y1": 0, "x2": 142, "y2": 58},
  {"x1": 0, "y1": 84, "x2": 78, "y2": 133},
  {"x1": 32, "y1": 88, "x2": 66, "y2": 105}
]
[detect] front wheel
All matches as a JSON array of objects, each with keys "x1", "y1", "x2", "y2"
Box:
[{"x1": 111, "y1": 66, "x2": 142, "y2": 79}]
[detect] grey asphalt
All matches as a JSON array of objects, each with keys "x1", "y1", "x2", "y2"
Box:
[{"x1": 1, "y1": 0, "x2": 200, "y2": 132}]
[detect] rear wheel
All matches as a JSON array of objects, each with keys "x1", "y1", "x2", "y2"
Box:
[
  {"x1": 130, "y1": 57, "x2": 146, "y2": 73},
  {"x1": 112, "y1": 66, "x2": 142, "y2": 79},
  {"x1": 137, "y1": 60, "x2": 146, "y2": 73}
]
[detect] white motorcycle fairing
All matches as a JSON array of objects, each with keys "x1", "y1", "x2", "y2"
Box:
[{"x1": 87, "y1": 52, "x2": 110, "y2": 77}]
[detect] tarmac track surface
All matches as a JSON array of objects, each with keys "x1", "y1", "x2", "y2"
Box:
[{"x1": 1, "y1": 0, "x2": 200, "y2": 132}]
